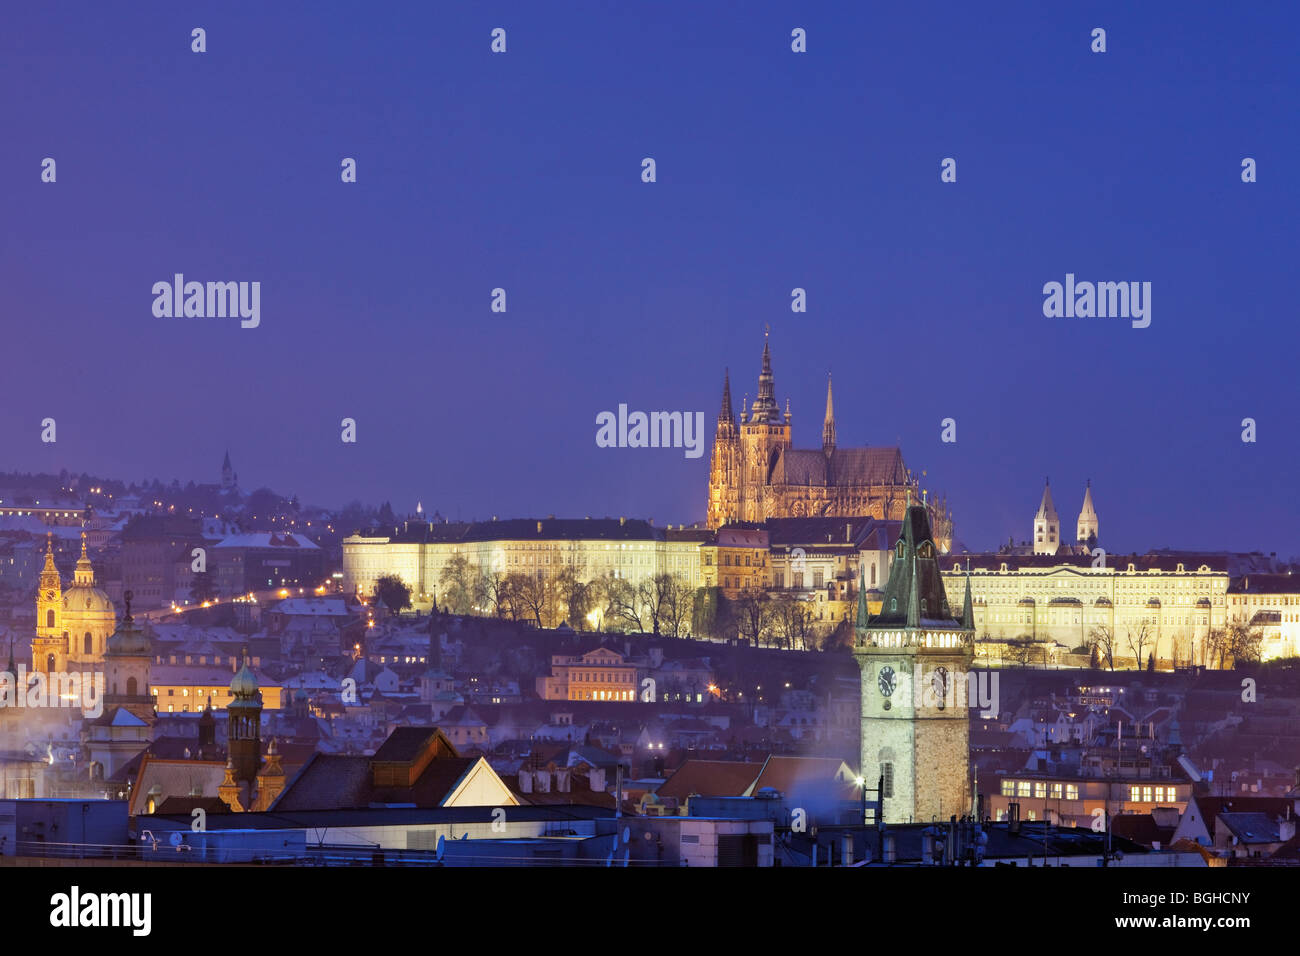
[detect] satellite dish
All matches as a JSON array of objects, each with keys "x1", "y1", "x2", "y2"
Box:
[
  {"x1": 436, "y1": 834, "x2": 445, "y2": 861},
  {"x1": 605, "y1": 851, "x2": 614, "y2": 867},
  {"x1": 622, "y1": 827, "x2": 630, "y2": 844},
  {"x1": 168, "y1": 831, "x2": 184, "y2": 847}
]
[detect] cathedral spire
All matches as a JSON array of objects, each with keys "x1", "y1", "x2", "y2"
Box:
[
  {"x1": 750, "y1": 327, "x2": 780, "y2": 423},
  {"x1": 822, "y1": 373, "x2": 836, "y2": 455},
  {"x1": 718, "y1": 368, "x2": 736, "y2": 428}
]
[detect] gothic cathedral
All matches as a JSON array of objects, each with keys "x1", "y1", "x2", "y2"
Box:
[{"x1": 705, "y1": 331, "x2": 954, "y2": 550}]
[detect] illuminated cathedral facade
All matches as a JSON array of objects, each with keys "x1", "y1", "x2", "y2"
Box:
[
  {"x1": 31, "y1": 533, "x2": 116, "y2": 675},
  {"x1": 706, "y1": 332, "x2": 953, "y2": 550}
]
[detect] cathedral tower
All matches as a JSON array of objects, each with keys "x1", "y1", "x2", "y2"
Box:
[
  {"x1": 705, "y1": 369, "x2": 740, "y2": 528},
  {"x1": 1076, "y1": 480, "x2": 1099, "y2": 549},
  {"x1": 853, "y1": 499, "x2": 974, "y2": 824},
  {"x1": 32, "y1": 534, "x2": 64, "y2": 675},
  {"x1": 1033, "y1": 478, "x2": 1060, "y2": 555},
  {"x1": 737, "y1": 329, "x2": 791, "y2": 522}
]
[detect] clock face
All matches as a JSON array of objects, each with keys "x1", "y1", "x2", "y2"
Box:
[{"x1": 877, "y1": 666, "x2": 896, "y2": 697}]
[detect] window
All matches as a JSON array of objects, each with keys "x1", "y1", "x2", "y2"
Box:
[
  {"x1": 1001, "y1": 780, "x2": 1015, "y2": 796},
  {"x1": 881, "y1": 763, "x2": 894, "y2": 799},
  {"x1": 1034, "y1": 782, "x2": 1047, "y2": 799},
  {"x1": 1050, "y1": 783, "x2": 1063, "y2": 799},
  {"x1": 1065, "y1": 784, "x2": 1079, "y2": 800},
  {"x1": 1130, "y1": 786, "x2": 1141, "y2": 802},
  {"x1": 83, "y1": 632, "x2": 93, "y2": 654},
  {"x1": 1017, "y1": 781, "x2": 1031, "y2": 797}
]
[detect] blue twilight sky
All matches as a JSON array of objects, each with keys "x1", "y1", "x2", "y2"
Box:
[{"x1": 2, "y1": 2, "x2": 1297, "y2": 555}]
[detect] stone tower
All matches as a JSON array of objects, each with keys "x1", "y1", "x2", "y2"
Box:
[
  {"x1": 1076, "y1": 480, "x2": 1099, "y2": 549},
  {"x1": 737, "y1": 329, "x2": 791, "y2": 522},
  {"x1": 1033, "y1": 478, "x2": 1060, "y2": 555},
  {"x1": 705, "y1": 369, "x2": 740, "y2": 528},
  {"x1": 32, "y1": 534, "x2": 64, "y2": 675},
  {"x1": 853, "y1": 499, "x2": 974, "y2": 824}
]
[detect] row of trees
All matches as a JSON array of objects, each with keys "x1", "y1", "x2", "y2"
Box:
[
  {"x1": 431, "y1": 557, "x2": 841, "y2": 647},
  {"x1": 1086, "y1": 622, "x2": 1264, "y2": 671},
  {"x1": 436, "y1": 556, "x2": 699, "y2": 636}
]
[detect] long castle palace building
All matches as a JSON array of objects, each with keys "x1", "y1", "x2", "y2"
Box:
[{"x1": 706, "y1": 331, "x2": 953, "y2": 551}]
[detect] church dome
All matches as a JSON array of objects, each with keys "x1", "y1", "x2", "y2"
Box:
[
  {"x1": 105, "y1": 610, "x2": 151, "y2": 656},
  {"x1": 230, "y1": 649, "x2": 260, "y2": 700}
]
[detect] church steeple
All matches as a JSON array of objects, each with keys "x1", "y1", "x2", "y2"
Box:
[
  {"x1": 961, "y1": 559, "x2": 974, "y2": 630},
  {"x1": 1033, "y1": 477, "x2": 1060, "y2": 555},
  {"x1": 1077, "y1": 479, "x2": 1099, "y2": 548},
  {"x1": 822, "y1": 373, "x2": 836, "y2": 456}
]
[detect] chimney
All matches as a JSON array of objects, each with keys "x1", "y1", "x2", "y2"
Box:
[
  {"x1": 518, "y1": 769, "x2": 532, "y2": 794},
  {"x1": 535, "y1": 770, "x2": 551, "y2": 793},
  {"x1": 589, "y1": 767, "x2": 607, "y2": 792},
  {"x1": 557, "y1": 768, "x2": 572, "y2": 793},
  {"x1": 1281, "y1": 818, "x2": 1297, "y2": 843}
]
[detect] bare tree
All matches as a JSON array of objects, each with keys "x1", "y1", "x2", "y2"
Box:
[
  {"x1": 438, "y1": 554, "x2": 475, "y2": 615},
  {"x1": 606, "y1": 576, "x2": 646, "y2": 633},
  {"x1": 1089, "y1": 625, "x2": 1117, "y2": 671},
  {"x1": 734, "y1": 587, "x2": 769, "y2": 646},
  {"x1": 1226, "y1": 623, "x2": 1264, "y2": 668},
  {"x1": 1124, "y1": 622, "x2": 1153, "y2": 670},
  {"x1": 514, "y1": 573, "x2": 554, "y2": 628},
  {"x1": 1204, "y1": 627, "x2": 1229, "y2": 669},
  {"x1": 660, "y1": 574, "x2": 694, "y2": 638}
]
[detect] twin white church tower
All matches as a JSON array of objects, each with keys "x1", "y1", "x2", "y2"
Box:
[{"x1": 1033, "y1": 479, "x2": 1099, "y2": 555}]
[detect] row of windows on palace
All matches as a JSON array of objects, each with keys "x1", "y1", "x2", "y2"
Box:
[{"x1": 1000, "y1": 779, "x2": 1180, "y2": 803}]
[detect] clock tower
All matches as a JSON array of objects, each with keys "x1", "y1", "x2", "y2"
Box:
[{"x1": 853, "y1": 499, "x2": 974, "y2": 824}]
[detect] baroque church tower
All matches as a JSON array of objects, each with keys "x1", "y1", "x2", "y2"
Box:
[
  {"x1": 853, "y1": 499, "x2": 974, "y2": 824},
  {"x1": 33, "y1": 535, "x2": 64, "y2": 674}
]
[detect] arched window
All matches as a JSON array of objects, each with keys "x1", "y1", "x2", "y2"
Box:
[
  {"x1": 890, "y1": 598, "x2": 897, "y2": 613},
  {"x1": 84, "y1": 632, "x2": 93, "y2": 655},
  {"x1": 46, "y1": 610, "x2": 55, "y2": 629},
  {"x1": 870, "y1": 565, "x2": 877, "y2": 587},
  {"x1": 127, "y1": 677, "x2": 138, "y2": 697}
]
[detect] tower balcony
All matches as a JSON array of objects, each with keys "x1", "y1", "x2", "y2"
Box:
[{"x1": 855, "y1": 628, "x2": 973, "y2": 651}]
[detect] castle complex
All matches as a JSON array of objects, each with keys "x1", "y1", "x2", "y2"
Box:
[{"x1": 705, "y1": 332, "x2": 953, "y2": 551}]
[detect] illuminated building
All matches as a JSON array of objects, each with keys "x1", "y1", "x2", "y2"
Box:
[
  {"x1": 31, "y1": 533, "x2": 115, "y2": 675},
  {"x1": 705, "y1": 331, "x2": 952, "y2": 550},
  {"x1": 343, "y1": 517, "x2": 704, "y2": 603},
  {"x1": 537, "y1": 647, "x2": 639, "y2": 701},
  {"x1": 1229, "y1": 573, "x2": 1300, "y2": 661},
  {"x1": 941, "y1": 554, "x2": 1229, "y2": 667}
]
